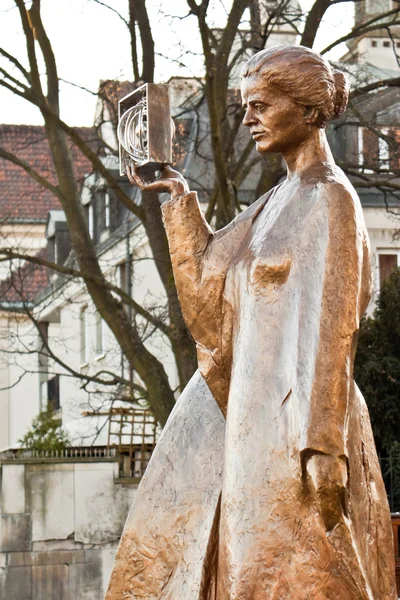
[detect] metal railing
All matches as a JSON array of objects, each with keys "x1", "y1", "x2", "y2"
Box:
[
  {"x1": 0, "y1": 446, "x2": 117, "y2": 460},
  {"x1": 0, "y1": 444, "x2": 155, "y2": 480}
]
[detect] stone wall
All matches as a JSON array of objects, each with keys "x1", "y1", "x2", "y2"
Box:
[{"x1": 0, "y1": 460, "x2": 137, "y2": 599}]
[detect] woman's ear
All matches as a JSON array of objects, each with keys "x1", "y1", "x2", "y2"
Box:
[{"x1": 303, "y1": 106, "x2": 319, "y2": 125}]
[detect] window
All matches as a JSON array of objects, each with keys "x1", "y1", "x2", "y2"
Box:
[
  {"x1": 359, "y1": 127, "x2": 394, "y2": 171},
  {"x1": 95, "y1": 312, "x2": 104, "y2": 356},
  {"x1": 378, "y1": 253, "x2": 399, "y2": 288},
  {"x1": 88, "y1": 204, "x2": 94, "y2": 240},
  {"x1": 80, "y1": 307, "x2": 89, "y2": 364},
  {"x1": 383, "y1": 40, "x2": 390, "y2": 48},
  {"x1": 378, "y1": 128, "x2": 390, "y2": 170},
  {"x1": 47, "y1": 375, "x2": 60, "y2": 411},
  {"x1": 48, "y1": 230, "x2": 71, "y2": 266},
  {"x1": 358, "y1": 127, "x2": 364, "y2": 167},
  {"x1": 95, "y1": 191, "x2": 108, "y2": 239},
  {"x1": 109, "y1": 193, "x2": 129, "y2": 232},
  {"x1": 118, "y1": 257, "x2": 133, "y2": 295},
  {"x1": 371, "y1": 40, "x2": 377, "y2": 47}
]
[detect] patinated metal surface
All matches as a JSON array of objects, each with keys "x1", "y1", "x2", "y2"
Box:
[
  {"x1": 105, "y1": 372, "x2": 225, "y2": 598},
  {"x1": 118, "y1": 83, "x2": 172, "y2": 179},
  {"x1": 107, "y1": 45, "x2": 396, "y2": 599}
]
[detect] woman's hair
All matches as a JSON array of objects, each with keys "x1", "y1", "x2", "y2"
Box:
[{"x1": 242, "y1": 45, "x2": 349, "y2": 128}]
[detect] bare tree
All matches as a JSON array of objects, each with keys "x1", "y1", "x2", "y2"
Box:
[{"x1": 0, "y1": 0, "x2": 399, "y2": 428}]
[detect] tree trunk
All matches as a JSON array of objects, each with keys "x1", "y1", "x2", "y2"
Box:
[{"x1": 44, "y1": 117, "x2": 175, "y2": 426}]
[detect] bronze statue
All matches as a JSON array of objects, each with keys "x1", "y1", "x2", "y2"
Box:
[{"x1": 106, "y1": 45, "x2": 396, "y2": 599}]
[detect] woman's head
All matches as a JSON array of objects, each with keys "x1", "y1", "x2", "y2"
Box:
[{"x1": 242, "y1": 45, "x2": 349, "y2": 129}]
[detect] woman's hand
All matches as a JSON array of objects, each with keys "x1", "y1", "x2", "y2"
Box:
[
  {"x1": 307, "y1": 454, "x2": 348, "y2": 531},
  {"x1": 126, "y1": 164, "x2": 189, "y2": 199}
]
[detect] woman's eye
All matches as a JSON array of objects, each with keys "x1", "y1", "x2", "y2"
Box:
[{"x1": 255, "y1": 104, "x2": 266, "y2": 111}]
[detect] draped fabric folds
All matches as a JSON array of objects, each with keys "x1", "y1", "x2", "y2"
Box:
[{"x1": 106, "y1": 170, "x2": 396, "y2": 599}]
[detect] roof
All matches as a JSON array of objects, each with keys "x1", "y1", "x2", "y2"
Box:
[
  {"x1": 0, "y1": 249, "x2": 49, "y2": 305},
  {"x1": 338, "y1": 60, "x2": 399, "y2": 91},
  {"x1": 46, "y1": 210, "x2": 68, "y2": 238},
  {"x1": 97, "y1": 80, "x2": 134, "y2": 129},
  {"x1": 0, "y1": 124, "x2": 100, "y2": 222},
  {"x1": 354, "y1": 85, "x2": 399, "y2": 106}
]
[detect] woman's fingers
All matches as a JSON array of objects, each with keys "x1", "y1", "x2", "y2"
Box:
[
  {"x1": 125, "y1": 162, "x2": 189, "y2": 196},
  {"x1": 125, "y1": 164, "x2": 137, "y2": 186},
  {"x1": 125, "y1": 163, "x2": 148, "y2": 189}
]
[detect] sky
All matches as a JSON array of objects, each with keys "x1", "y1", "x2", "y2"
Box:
[{"x1": 0, "y1": 0, "x2": 354, "y2": 127}]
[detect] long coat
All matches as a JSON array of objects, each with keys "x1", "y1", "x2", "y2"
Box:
[{"x1": 106, "y1": 166, "x2": 396, "y2": 599}]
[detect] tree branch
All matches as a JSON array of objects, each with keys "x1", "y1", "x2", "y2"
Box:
[
  {"x1": 321, "y1": 14, "x2": 400, "y2": 55},
  {"x1": 350, "y1": 77, "x2": 400, "y2": 98},
  {"x1": 14, "y1": 0, "x2": 43, "y2": 96},
  {"x1": 0, "y1": 46, "x2": 30, "y2": 82},
  {"x1": 0, "y1": 249, "x2": 173, "y2": 338},
  {"x1": 29, "y1": 0, "x2": 59, "y2": 112}
]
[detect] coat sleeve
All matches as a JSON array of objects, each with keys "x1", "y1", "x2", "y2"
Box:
[
  {"x1": 161, "y1": 192, "x2": 214, "y2": 335},
  {"x1": 303, "y1": 184, "x2": 372, "y2": 460},
  {"x1": 162, "y1": 190, "x2": 271, "y2": 413}
]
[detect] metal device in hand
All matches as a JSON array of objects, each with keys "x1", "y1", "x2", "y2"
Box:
[{"x1": 118, "y1": 83, "x2": 172, "y2": 181}]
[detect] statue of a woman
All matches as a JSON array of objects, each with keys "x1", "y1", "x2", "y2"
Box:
[{"x1": 106, "y1": 46, "x2": 396, "y2": 599}]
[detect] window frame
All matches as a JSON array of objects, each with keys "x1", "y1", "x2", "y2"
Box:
[
  {"x1": 378, "y1": 128, "x2": 390, "y2": 171},
  {"x1": 376, "y1": 249, "x2": 400, "y2": 292},
  {"x1": 95, "y1": 312, "x2": 106, "y2": 359},
  {"x1": 79, "y1": 305, "x2": 89, "y2": 367}
]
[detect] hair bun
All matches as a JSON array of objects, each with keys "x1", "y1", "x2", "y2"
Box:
[{"x1": 332, "y1": 70, "x2": 349, "y2": 119}]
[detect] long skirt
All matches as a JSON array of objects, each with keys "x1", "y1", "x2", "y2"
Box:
[{"x1": 105, "y1": 372, "x2": 396, "y2": 600}]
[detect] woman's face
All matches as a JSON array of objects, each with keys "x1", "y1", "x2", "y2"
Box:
[{"x1": 241, "y1": 75, "x2": 313, "y2": 155}]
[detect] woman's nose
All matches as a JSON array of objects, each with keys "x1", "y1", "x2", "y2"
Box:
[{"x1": 243, "y1": 108, "x2": 256, "y2": 127}]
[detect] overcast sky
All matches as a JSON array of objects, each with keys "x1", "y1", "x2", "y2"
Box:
[{"x1": 0, "y1": 0, "x2": 354, "y2": 126}]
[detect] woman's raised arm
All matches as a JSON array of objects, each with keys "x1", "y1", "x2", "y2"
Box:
[{"x1": 126, "y1": 164, "x2": 213, "y2": 333}]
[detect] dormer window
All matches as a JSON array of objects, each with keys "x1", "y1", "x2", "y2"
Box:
[
  {"x1": 94, "y1": 190, "x2": 110, "y2": 243},
  {"x1": 86, "y1": 187, "x2": 130, "y2": 245},
  {"x1": 378, "y1": 128, "x2": 390, "y2": 170},
  {"x1": 358, "y1": 126, "x2": 396, "y2": 172},
  {"x1": 378, "y1": 252, "x2": 400, "y2": 290},
  {"x1": 46, "y1": 211, "x2": 71, "y2": 266}
]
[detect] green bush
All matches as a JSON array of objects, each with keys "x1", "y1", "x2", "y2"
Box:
[
  {"x1": 355, "y1": 267, "x2": 400, "y2": 510},
  {"x1": 19, "y1": 408, "x2": 70, "y2": 452},
  {"x1": 355, "y1": 267, "x2": 400, "y2": 456}
]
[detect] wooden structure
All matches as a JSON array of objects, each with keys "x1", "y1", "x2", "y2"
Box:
[
  {"x1": 82, "y1": 406, "x2": 158, "y2": 478},
  {"x1": 107, "y1": 406, "x2": 157, "y2": 478}
]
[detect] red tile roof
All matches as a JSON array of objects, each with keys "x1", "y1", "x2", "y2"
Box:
[
  {"x1": 0, "y1": 249, "x2": 49, "y2": 305},
  {"x1": 0, "y1": 124, "x2": 100, "y2": 222}
]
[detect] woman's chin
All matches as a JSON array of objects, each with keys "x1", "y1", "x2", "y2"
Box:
[{"x1": 255, "y1": 140, "x2": 272, "y2": 154}]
